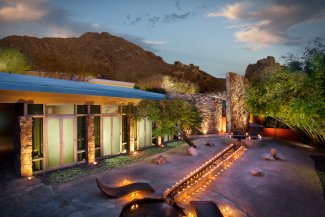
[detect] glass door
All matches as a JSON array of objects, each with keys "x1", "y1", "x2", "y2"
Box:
[
  {"x1": 112, "y1": 116, "x2": 121, "y2": 154},
  {"x1": 47, "y1": 118, "x2": 60, "y2": 168},
  {"x1": 138, "y1": 118, "x2": 145, "y2": 148},
  {"x1": 103, "y1": 116, "x2": 112, "y2": 156},
  {"x1": 146, "y1": 118, "x2": 152, "y2": 147},
  {"x1": 62, "y1": 118, "x2": 74, "y2": 164},
  {"x1": 137, "y1": 117, "x2": 152, "y2": 148},
  {"x1": 47, "y1": 117, "x2": 74, "y2": 169},
  {"x1": 102, "y1": 115, "x2": 121, "y2": 156}
]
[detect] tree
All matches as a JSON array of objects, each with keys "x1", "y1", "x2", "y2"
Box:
[
  {"x1": 246, "y1": 40, "x2": 325, "y2": 145},
  {"x1": 0, "y1": 47, "x2": 31, "y2": 73},
  {"x1": 136, "y1": 98, "x2": 202, "y2": 147}
]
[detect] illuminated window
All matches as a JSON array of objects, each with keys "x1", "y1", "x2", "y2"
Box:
[{"x1": 46, "y1": 104, "x2": 74, "y2": 114}]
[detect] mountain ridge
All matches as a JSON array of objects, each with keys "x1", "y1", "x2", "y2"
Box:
[{"x1": 0, "y1": 32, "x2": 225, "y2": 92}]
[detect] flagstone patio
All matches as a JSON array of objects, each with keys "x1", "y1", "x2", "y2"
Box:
[{"x1": 0, "y1": 136, "x2": 324, "y2": 217}]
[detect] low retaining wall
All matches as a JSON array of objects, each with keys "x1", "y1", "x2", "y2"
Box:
[{"x1": 263, "y1": 128, "x2": 299, "y2": 141}]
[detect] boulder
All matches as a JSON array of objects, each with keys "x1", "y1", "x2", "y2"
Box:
[
  {"x1": 151, "y1": 155, "x2": 167, "y2": 165},
  {"x1": 205, "y1": 143, "x2": 215, "y2": 147},
  {"x1": 187, "y1": 147, "x2": 198, "y2": 156},
  {"x1": 271, "y1": 148, "x2": 277, "y2": 158},
  {"x1": 250, "y1": 169, "x2": 264, "y2": 176},
  {"x1": 262, "y1": 154, "x2": 275, "y2": 161}
]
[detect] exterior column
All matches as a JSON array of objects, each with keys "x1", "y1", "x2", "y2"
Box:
[
  {"x1": 214, "y1": 99, "x2": 223, "y2": 134},
  {"x1": 129, "y1": 116, "x2": 135, "y2": 152},
  {"x1": 86, "y1": 115, "x2": 95, "y2": 164},
  {"x1": 226, "y1": 72, "x2": 250, "y2": 134},
  {"x1": 18, "y1": 116, "x2": 33, "y2": 177},
  {"x1": 250, "y1": 114, "x2": 254, "y2": 123},
  {"x1": 157, "y1": 136, "x2": 162, "y2": 146}
]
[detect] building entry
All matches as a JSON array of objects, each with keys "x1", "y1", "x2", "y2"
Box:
[{"x1": 47, "y1": 116, "x2": 74, "y2": 169}]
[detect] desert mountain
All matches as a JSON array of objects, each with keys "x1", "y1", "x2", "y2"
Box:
[
  {"x1": 245, "y1": 56, "x2": 282, "y2": 82},
  {"x1": 0, "y1": 32, "x2": 225, "y2": 92}
]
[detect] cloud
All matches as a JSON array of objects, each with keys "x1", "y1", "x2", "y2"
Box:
[
  {"x1": 131, "y1": 16, "x2": 142, "y2": 25},
  {"x1": 126, "y1": 12, "x2": 192, "y2": 28},
  {"x1": 207, "y1": 2, "x2": 248, "y2": 20},
  {"x1": 148, "y1": 16, "x2": 160, "y2": 27},
  {"x1": 0, "y1": 0, "x2": 90, "y2": 38},
  {"x1": 235, "y1": 25, "x2": 288, "y2": 50},
  {"x1": 117, "y1": 33, "x2": 163, "y2": 53},
  {"x1": 142, "y1": 40, "x2": 166, "y2": 45},
  {"x1": 209, "y1": 0, "x2": 325, "y2": 50},
  {"x1": 163, "y1": 12, "x2": 191, "y2": 23},
  {"x1": 0, "y1": 0, "x2": 47, "y2": 22},
  {"x1": 175, "y1": 0, "x2": 181, "y2": 10},
  {"x1": 92, "y1": 23, "x2": 100, "y2": 28}
]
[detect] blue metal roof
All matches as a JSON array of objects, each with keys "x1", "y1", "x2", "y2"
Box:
[{"x1": 0, "y1": 72, "x2": 165, "y2": 100}]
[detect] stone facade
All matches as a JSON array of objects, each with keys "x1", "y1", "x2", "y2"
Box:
[
  {"x1": 226, "y1": 72, "x2": 250, "y2": 134},
  {"x1": 18, "y1": 116, "x2": 33, "y2": 177},
  {"x1": 86, "y1": 115, "x2": 95, "y2": 164},
  {"x1": 169, "y1": 92, "x2": 226, "y2": 134}
]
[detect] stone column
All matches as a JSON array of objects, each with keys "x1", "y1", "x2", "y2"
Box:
[
  {"x1": 226, "y1": 72, "x2": 250, "y2": 134},
  {"x1": 18, "y1": 116, "x2": 33, "y2": 177},
  {"x1": 214, "y1": 99, "x2": 223, "y2": 133},
  {"x1": 129, "y1": 116, "x2": 135, "y2": 152},
  {"x1": 157, "y1": 136, "x2": 162, "y2": 146},
  {"x1": 86, "y1": 115, "x2": 95, "y2": 164}
]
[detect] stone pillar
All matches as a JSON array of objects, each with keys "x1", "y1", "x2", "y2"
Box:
[
  {"x1": 86, "y1": 115, "x2": 95, "y2": 164},
  {"x1": 157, "y1": 136, "x2": 162, "y2": 146},
  {"x1": 214, "y1": 99, "x2": 223, "y2": 133},
  {"x1": 226, "y1": 72, "x2": 250, "y2": 134},
  {"x1": 18, "y1": 116, "x2": 33, "y2": 177},
  {"x1": 250, "y1": 114, "x2": 254, "y2": 123},
  {"x1": 129, "y1": 116, "x2": 135, "y2": 152}
]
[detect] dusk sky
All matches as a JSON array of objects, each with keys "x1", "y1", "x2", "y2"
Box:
[{"x1": 0, "y1": 0, "x2": 324, "y2": 78}]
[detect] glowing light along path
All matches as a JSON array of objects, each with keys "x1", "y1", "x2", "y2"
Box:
[{"x1": 163, "y1": 144, "x2": 246, "y2": 205}]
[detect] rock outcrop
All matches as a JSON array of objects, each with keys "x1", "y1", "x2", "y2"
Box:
[
  {"x1": 245, "y1": 56, "x2": 282, "y2": 82},
  {"x1": 0, "y1": 32, "x2": 225, "y2": 92}
]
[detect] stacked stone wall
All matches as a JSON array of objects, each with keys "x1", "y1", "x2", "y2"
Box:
[
  {"x1": 169, "y1": 92, "x2": 226, "y2": 134},
  {"x1": 18, "y1": 116, "x2": 33, "y2": 177},
  {"x1": 86, "y1": 116, "x2": 95, "y2": 164},
  {"x1": 226, "y1": 72, "x2": 250, "y2": 134}
]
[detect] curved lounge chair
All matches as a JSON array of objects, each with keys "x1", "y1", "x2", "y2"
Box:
[
  {"x1": 96, "y1": 178, "x2": 155, "y2": 198},
  {"x1": 190, "y1": 201, "x2": 223, "y2": 217}
]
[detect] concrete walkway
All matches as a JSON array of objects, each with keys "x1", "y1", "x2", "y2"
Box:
[
  {"x1": 0, "y1": 136, "x2": 324, "y2": 217},
  {"x1": 192, "y1": 138, "x2": 325, "y2": 217}
]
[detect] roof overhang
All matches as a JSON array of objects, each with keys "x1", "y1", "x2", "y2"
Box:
[
  {"x1": 0, "y1": 90, "x2": 141, "y2": 105},
  {"x1": 0, "y1": 72, "x2": 165, "y2": 104}
]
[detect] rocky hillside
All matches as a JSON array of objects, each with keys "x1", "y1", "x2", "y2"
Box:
[
  {"x1": 0, "y1": 32, "x2": 225, "y2": 92},
  {"x1": 245, "y1": 56, "x2": 282, "y2": 82}
]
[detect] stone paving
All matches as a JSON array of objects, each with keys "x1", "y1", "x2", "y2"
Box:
[{"x1": 0, "y1": 136, "x2": 324, "y2": 217}]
